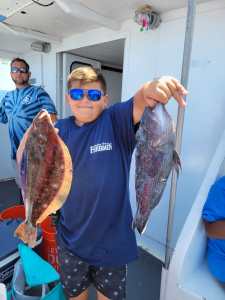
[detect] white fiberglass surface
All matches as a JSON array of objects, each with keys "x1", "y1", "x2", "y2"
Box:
[
  {"x1": 0, "y1": 58, "x2": 15, "y2": 180},
  {"x1": 129, "y1": 7, "x2": 225, "y2": 261}
]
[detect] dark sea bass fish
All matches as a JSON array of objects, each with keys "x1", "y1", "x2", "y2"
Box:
[
  {"x1": 133, "y1": 104, "x2": 181, "y2": 234},
  {"x1": 15, "y1": 110, "x2": 72, "y2": 246}
]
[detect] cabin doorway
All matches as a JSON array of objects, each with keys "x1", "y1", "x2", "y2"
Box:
[{"x1": 58, "y1": 38, "x2": 125, "y2": 118}]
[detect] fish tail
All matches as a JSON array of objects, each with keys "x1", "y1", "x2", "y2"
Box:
[
  {"x1": 173, "y1": 150, "x2": 182, "y2": 175},
  {"x1": 14, "y1": 221, "x2": 37, "y2": 247},
  {"x1": 132, "y1": 212, "x2": 148, "y2": 235}
]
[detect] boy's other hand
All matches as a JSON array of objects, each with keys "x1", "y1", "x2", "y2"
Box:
[{"x1": 143, "y1": 76, "x2": 188, "y2": 108}]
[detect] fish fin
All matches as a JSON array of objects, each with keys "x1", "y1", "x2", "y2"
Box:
[
  {"x1": 132, "y1": 214, "x2": 148, "y2": 235},
  {"x1": 173, "y1": 150, "x2": 181, "y2": 175},
  {"x1": 14, "y1": 221, "x2": 37, "y2": 247}
]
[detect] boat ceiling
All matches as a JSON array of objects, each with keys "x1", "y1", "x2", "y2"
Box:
[{"x1": 0, "y1": 0, "x2": 214, "y2": 55}]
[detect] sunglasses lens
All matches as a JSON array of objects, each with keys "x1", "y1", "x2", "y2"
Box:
[
  {"x1": 88, "y1": 90, "x2": 102, "y2": 101},
  {"x1": 70, "y1": 89, "x2": 84, "y2": 101},
  {"x1": 69, "y1": 89, "x2": 103, "y2": 101},
  {"x1": 11, "y1": 67, "x2": 17, "y2": 73},
  {"x1": 11, "y1": 67, "x2": 28, "y2": 73}
]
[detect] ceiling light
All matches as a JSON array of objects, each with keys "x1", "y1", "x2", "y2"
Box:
[{"x1": 30, "y1": 41, "x2": 51, "y2": 53}]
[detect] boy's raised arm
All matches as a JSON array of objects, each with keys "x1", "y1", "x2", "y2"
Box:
[{"x1": 133, "y1": 76, "x2": 187, "y2": 124}]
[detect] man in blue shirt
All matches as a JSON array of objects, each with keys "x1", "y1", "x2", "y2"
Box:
[
  {"x1": 202, "y1": 176, "x2": 225, "y2": 283},
  {"x1": 53, "y1": 66, "x2": 187, "y2": 300},
  {"x1": 0, "y1": 57, "x2": 57, "y2": 200}
]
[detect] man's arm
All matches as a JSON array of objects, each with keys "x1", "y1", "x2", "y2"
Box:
[
  {"x1": 204, "y1": 220, "x2": 225, "y2": 239},
  {"x1": 0, "y1": 96, "x2": 8, "y2": 124},
  {"x1": 133, "y1": 76, "x2": 188, "y2": 124}
]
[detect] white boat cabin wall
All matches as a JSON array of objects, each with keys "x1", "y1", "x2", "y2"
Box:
[{"x1": 0, "y1": 1, "x2": 225, "y2": 299}]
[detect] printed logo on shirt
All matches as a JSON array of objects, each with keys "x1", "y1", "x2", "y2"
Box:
[
  {"x1": 90, "y1": 142, "x2": 112, "y2": 154},
  {"x1": 21, "y1": 95, "x2": 32, "y2": 105}
]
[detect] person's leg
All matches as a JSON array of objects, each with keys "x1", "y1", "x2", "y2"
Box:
[
  {"x1": 69, "y1": 289, "x2": 108, "y2": 300},
  {"x1": 96, "y1": 290, "x2": 110, "y2": 300},
  {"x1": 69, "y1": 289, "x2": 88, "y2": 300},
  {"x1": 57, "y1": 241, "x2": 91, "y2": 299},
  {"x1": 92, "y1": 265, "x2": 127, "y2": 300}
]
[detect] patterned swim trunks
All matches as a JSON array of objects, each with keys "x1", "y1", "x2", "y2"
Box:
[{"x1": 57, "y1": 243, "x2": 127, "y2": 299}]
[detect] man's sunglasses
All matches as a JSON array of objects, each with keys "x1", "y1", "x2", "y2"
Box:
[
  {"x1": 69, "y1": 88, "x2": 104, "y2": 102},
  {"x1": 11, "y1": 66, "x2": 29, "y2": 74}
]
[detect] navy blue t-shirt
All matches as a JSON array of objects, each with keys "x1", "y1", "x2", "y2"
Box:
[
  {"x1": 55, "y1": 99, "x2": 138, "y2": 266},
  {"x1": 202, "y1": 176, "x2": 225, "y2": 282}
]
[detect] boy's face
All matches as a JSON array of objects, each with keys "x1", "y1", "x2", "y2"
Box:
[{"x1": 66, "y1": 81, "x2": 108, "y2": 125}]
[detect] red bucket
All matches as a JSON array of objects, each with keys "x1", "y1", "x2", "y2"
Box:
[
  {"x1": 39, "y1": 217, "x2": 59, "y2": 272},
  {"x1": 0, "y1": 205, "x2": 59, "y2": 271},
  {"x1": 0, "y1": 205, "x2": 25, "y2": 221}
]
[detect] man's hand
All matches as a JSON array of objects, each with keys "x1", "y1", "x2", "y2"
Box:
[
  {"x1": 133, "y1": 76, "x2": 188, "y2": 124},
  {"x1": 142, "y1": 76, "x2": 187, "y2": 108}
]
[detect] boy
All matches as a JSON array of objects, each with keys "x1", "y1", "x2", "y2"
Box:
[
  {"x1": 202, "y1": 176, "x2": 225, "y2": 284},
  {"x1": 55, "y1": 66, "x2": 187, "y2": 300}
]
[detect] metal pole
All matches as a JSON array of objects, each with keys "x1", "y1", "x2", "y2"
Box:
[{"x1": 164, "y1": 0, "x2": 196, "y2": 269}]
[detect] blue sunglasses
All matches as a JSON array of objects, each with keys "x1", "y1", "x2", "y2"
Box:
[
  {"x1": 11, "y1": 66, "x2": 28, "y2": 74},
  {"x1": 69, "y1": 88, "x2": 104, "y2": 102}
]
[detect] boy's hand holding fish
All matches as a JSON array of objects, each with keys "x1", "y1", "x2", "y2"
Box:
[{"x1": 133, "y1": 76, "x2": 187, "y2": 124}]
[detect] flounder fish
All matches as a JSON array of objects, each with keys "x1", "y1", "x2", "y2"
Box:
[
  {"x1": 15, "y1": 110, "x2": 72, "y2": 246},
  {"x1": 133, "y1": 104, "x2": 181, "y2": 234}
]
